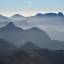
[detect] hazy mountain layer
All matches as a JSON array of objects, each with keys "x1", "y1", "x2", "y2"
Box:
[
  {"x1": 0, "y1": 13, "x2": 64, "y2": 41},
  {"x1": 0, "y1": 22, "x2": 64, "y2": 50},
  {"x1": 0, "y1": 22, "x2": 50, "y2": 46}
]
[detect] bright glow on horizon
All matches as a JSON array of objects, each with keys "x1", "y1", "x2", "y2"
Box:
[
  {"x1": 0, "y1": 8, "x2": 64, "y2": 17},
  {"x1": 0, "y1": 0, "x2": 64, "y2": 17}
]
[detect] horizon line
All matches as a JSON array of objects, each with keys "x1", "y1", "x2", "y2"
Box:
[{"x1": 0, "y1": 11, "x2": 64, "y2": 17}]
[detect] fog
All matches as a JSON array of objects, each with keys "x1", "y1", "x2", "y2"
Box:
[
  {"x1": 24, "y1": 16, "x2": 64, "y2": 41},
  {"x1": 0, "y1": 16, "x2": 64, "y2": 41},
  {"x1": 26, "y1": 17, "x2": 64, "y2": 41}
]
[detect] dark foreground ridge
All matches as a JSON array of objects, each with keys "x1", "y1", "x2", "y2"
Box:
[{"x1": 0, "y1": 39, "x2": 64, "y2": 64}]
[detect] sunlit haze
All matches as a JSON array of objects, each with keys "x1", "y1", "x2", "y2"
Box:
[{"x1": 0, "y1": 0, "x2": 64, "y2": 16}]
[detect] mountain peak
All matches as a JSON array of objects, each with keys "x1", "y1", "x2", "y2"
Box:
[
  {"x1": 6, "y1": 22, "x2": 15, "y2": 27},
  {"x1": 2, "y1": 22, "x2": 19, "y2": 30},
  {"x1": 13, "y1": 14, "x2": 22, "y2": 16},
  {"x1": 35, "y1": 13, "x2": 57, "y2": 17},
  {"x1": 11, "y1": 14, "x2": 24, "y2": 18},
  {"x1": 11, "y1": 14, "x2": 25, "y2": 20},
  {"x1": 35, "y1": 13, "x2": 43, "y2": 17},
  {"x1": 35, "y1": 12, "x2": 64, "y2": 17},
  {"x1": 0, "y1": 22, "x2": 24, "y2": 32},
  {"x1": 57, "y1": 12, "x2": 64, "y2": 16},
  {"x1": 21, "y1": 41, "x2": 40, "y2": 52}
]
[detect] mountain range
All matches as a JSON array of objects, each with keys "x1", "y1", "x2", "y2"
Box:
[
  {"x1": 11, "y1": 14, "x2": 26, "y2": 20},
  {"x1": 35, "y1": 12, "x2": 64, "y2": 17},
  {"x1": 0, "y1": 12, "x2": 64, "y2": 64},
  {"x1": 0, "y1": 22, "x2": 64, "y2": 50},
  {"x1": 0, "y1": 22, "x2": 50, "y2": 46}
]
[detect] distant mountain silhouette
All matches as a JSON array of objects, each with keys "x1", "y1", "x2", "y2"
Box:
[
  {"x1": 35, "y1": 12, "x2": 64, "y2": 17},
  {"x1": 57, "y1": 12, "x2": 64, "y2": 16},
  {"x1": 44, "y1": 13, "x2": 57, "y2": 16},
  {"x1": 11, "y1": 14, "x2": 30, "y2": 28},
  {"x1": 11, "y1": 14, "x2": 26, "y2": 21},
  {"x1": 35, "y1": 13, "x2": 44, "y2": 17},
  {"x1": 12, "y1": 14, "x2": 24, "y2": 17}
]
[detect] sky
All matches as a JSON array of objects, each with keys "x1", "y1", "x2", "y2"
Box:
[{"x1": 0, "y1": 0, "x2": 64, "y2": 16}]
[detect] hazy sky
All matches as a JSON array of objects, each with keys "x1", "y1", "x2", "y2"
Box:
[{"x1": 0, "y1": 0, "x2": 64, "y2": 16}]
